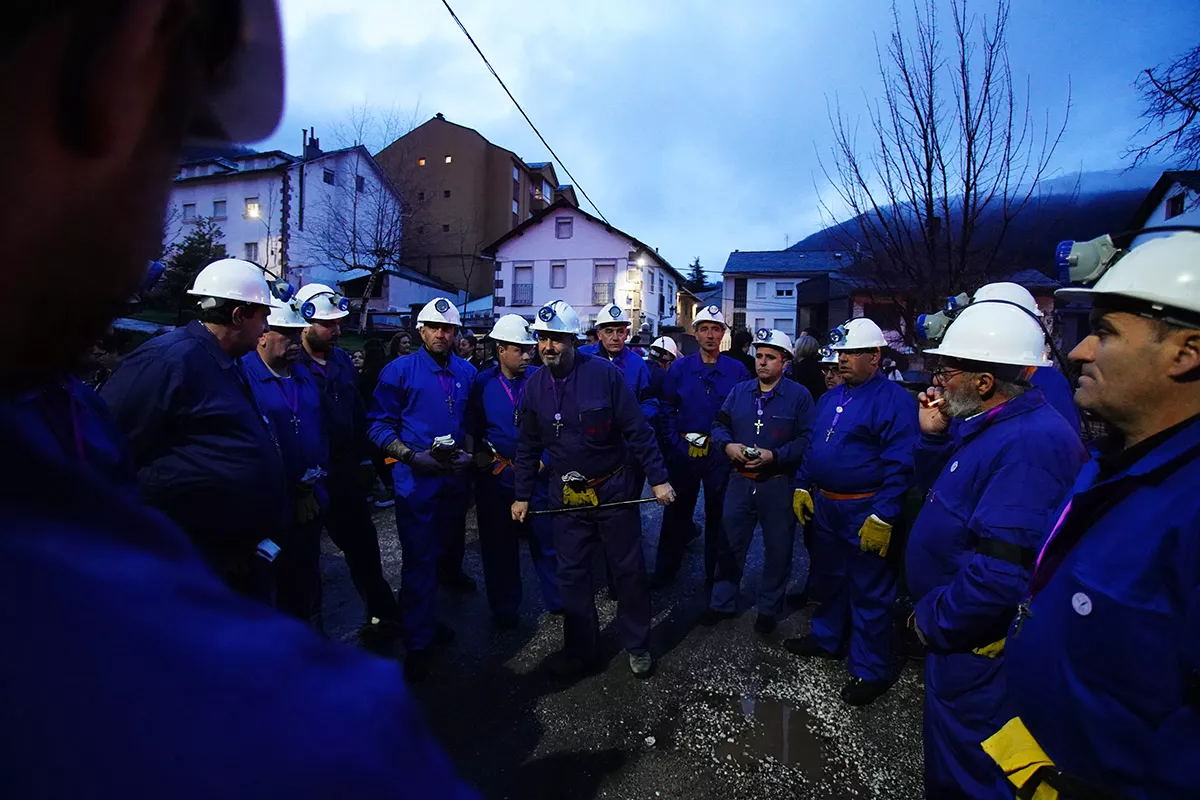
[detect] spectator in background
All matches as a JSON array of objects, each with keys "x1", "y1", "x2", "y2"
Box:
[
  {"x1": 351, "y1": 350, "x2": 365, "y2": 372},
  {"x1": 730, "y1": 328, "x2": 757, "y2": 376},
  {"x1": 884, "y1": 357, "x2": 905, "y2": 382},
  {"x1": 359, "y1": 339, "x2": 392, "y2": 509},
  {"x1": 456, "y1": 331, "x2": 478, "y2": 370},
  {"x1": 584, "y1": 328, "x2": 598, "y2": 346},
  {"x1": 388, "y1": 330, "x2": 413, "y2": 361},
  {"x1": 789, "y1": 334, "x2": 827, "y2": 402}
]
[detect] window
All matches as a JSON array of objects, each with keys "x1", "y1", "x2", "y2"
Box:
[
  {"x1": 774, "y1": 318, "x2": 794, "y2": 336},
  {"x1": 755, "y1": 281, "x2": 767, "y2": 299},
  {"x1": 513, "y1": 265, "x2": 534, "y2": 306},
  {"x1": 1167, "y1": 192, "x2": 1186, "y2": 219},
  {"x1": 513, "y1": 166, "x2": 520, "y2": 181},
  {"x1": 418, "y1": 158, "x2": 426, "y2": 167},
  {"x1": 355, "y1": 175, "x2": 365, "y2": 193},
  {"x1": 754, "y1": 318, "x2": 766, "y2": 330},
  {"x1": 444, "y1": 155, "x2": 453, "y2": 164},
  {"x1": 543, "y1": 180, "x2": 553, "y2": 202},
  {"x1": 212, "y1": 200, "x2": 226, "y2": 219},
  {"x1": 444, "y1": 190, "x2": 451, "y2": 199},
  {"x1": 418, "y1": 191, "x2": 425, "y2": 201},
  {"x1": 658, "y1": 275, "x2": 664, "y2": 294},
  {"x1": 495, "y1": 296, "x2": 506, "y2": 307},
  {"x1": 323, "y1": 168, "x2": 335, "y2": 185},
  {"x1": 512, "y1": 199, "x2": 519, "y2": 215},
  {"x1": 733, "y1": 279, "x2": 747, "y2": 306},
  {"x1": 442, "y1": 224, "x2": 450, "y2": 232},
  {"x1": 244, "y1": 197, "x2": 260, "y2": 219},
  {"x1": 182, "y1": 203, "x2": 196, "y2": 222},
  {"x1": 551, "y1": 263, "x2": 566, "y2": 289},
  {"x1": 244, "y1": 242, "x2": 259, "y2": 262},
  {"x1": 775, "y1": 282, "x2": 795, "y2": 298},
  {"x1": 555, "y1": 217, "x2": 573, "y2": 239}
]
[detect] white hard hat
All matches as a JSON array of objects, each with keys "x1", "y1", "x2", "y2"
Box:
[
  {"x1": 973, "y1": 282, "x2": 1043, "y2": 317},
  {"x1": 488, "y1": 314, "x2": 535, "y2": 345},
  {"x1": 597, "y1": 303, "x2": 632, "y2": 327},
  {"x1": 650, "y1": 336, "x2": 681, "y2": 359},
  {"x1": 267, "y1": 301, "x2": 307, "y2": 329},
  {"x1": 187, "y1": 258, "x2": 280, "y2": 308},
  {"x1": 416, "y1": 297, "x2": 461, "y2": 327},
  {"x1": 819, "y1": 346, "x2": 838, "y2": 364},
  {"x1": 926, "y1": 301, "x2": 1052, "y2": 367},
  {"x1": 693, "y1": 304, "x2": 727, "y2": 329},
  {"x1": 295, "y1": 283, "x2": 350, "y2": 321},
  {"x1": 751, "y1": 327, "x2": 793, "y2": 355},
  {"x1": 1055, "y1": 231, "x2": 1200, "y2": 322},
  {"x1": 530, "y1": 300, "x2": 582, "y2": 335},
  {"x1": 829, "y1": 318, "x2": 887, "y2": 350}
]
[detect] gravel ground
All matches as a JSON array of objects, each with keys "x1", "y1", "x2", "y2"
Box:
[{"x1": 318, "y1": 490, "x2": 924, "y2": 800}]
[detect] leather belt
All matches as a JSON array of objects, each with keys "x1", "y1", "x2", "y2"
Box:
[{"x1": 819, "y1": 488, "x2": 877, "y2": 501}]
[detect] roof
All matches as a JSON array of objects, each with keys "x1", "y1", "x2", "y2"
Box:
[
  {"x1": 1129, "y1": 170, "x2": 1200, "y2": 228},
  {"x1": 696, "y1": 285, "x2": 723, "y2": 305},
  {"x1": 525, "y1": 162, "x2": 551, "y2": 169},
  {"x1": 333, "y1": 266, "x2": 456, "y2": 293},
  {"x1": 722, "y1": 249, "x2": 851, "y2": 276},
  {"x1": 482, "y1": 199, "x2": 683, "y2": 281},
  {"x1": 996, "y1": 269, "x2": 1061, "y2": 290}
]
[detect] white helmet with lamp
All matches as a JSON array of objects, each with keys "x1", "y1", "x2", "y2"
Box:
[
  {"x1": 828, "y1": 318, "x2": 887, "y2": 350},
  {"x1": 752, "y1": 327, "x2": 794, "y2": 356},
  {"x1": 295, "y1": 283, "x2": 351, "y2": 322},
  {"x1": 266, "y1": 301, "x2": 307, "y2": 329},
  {"x1": 597, "y1": 303, "x2": 632, "y2": 327},
  {"x1": 187, "y1": 258, "x2": 283, "y2": 309},
  {"x1": 415, "y1": 297, "x2": 461, "y2": 328},
  {"x1": 649, "y1": 336, "x2": 682, "y2": 359},
  {"x1": 925, "y1": 301, "x2": 1052, "y2": 368},
  {"x1": 973, "y1": 282, "x2": 1043, "y2": 317},
  {"x1": 487, "y1": 314, "x2": 535, "y2": 346},
  {"x1": 693, "y1": 304, "x2": 726, "y2": 329},
  {"x1": 529, "y1": 300, "x2": 582, "y2": 336}
]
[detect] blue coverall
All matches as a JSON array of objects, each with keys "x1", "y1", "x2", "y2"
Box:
[
  {"x1": 906, "y1": 388, "x2": 1087, "y2": 799},
  {"x1": 5, "y1": 374, "x2": 136, "y2": 490},
  {"x1": 513, "y1": 352, "x2": 668, "y2": 662},
  {"x1": 579, "y1": 343, "x2": 657, "y2": 485},
  {"x1": 995, "y1": 414, "x2": 1200, "y2": 799},
  {"x1": 298, "y1": 345, "x2": 400, "y2": 623},
  {"x1": 798, "y1": 372, "x2": 918, "y2": 681},
  {"x1": 100, "y1": 320, "x2": 289, "y2": 599},
  {"x1": 242, "y1": 353, "x2": 330, "y2": 625},
  {"x1": 468, "y1": 365, "x2": 561, "y2": 618},
  {"x1": 1031, "y1": 365, "x2": 1081, "y2": 435},
  {"x1": 369, "y1": 346, "x2": 476, "y2": 651},
  {"x1": 0, "y1": 405, "x2": 479, "y2": 798},
  {"x1": 656, "y1": 353, "x2": 752, "y2": 582},
  {"x1": 709, "y1": 378, "x2": 814, "y2": 617}
]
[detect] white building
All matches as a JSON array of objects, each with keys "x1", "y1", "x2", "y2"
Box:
[
  {"x1": 720, "y1": 249, "x2": 851, "y2": 339},
  {"x1": 1129, "y1": 170, "x2": 1200, "y2": 246},
  {"x1": 167, "y1": 133, "x2": 460, "y2": 323},
  {"x1": 483, "y1": 202, "x2": 685, "y2": 335}
]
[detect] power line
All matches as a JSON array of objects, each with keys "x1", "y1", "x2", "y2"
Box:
[{"x1": 438, "y1": 0, "x2": 609, "y2": 225}]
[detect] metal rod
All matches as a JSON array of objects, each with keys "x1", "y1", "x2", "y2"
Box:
[{"x1": 527, "y1": 497, "x2": 659, "y2": 516}]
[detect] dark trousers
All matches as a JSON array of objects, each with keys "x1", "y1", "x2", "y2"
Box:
[
  {"x1": 710, "y1": 474, "x2": 796, "y2": 616},
  {"x1": 923, "y1": 651, "x2": 1012, "y2": 799},
  {"x1": 438, "y1": 502, "x2": 469, "y2": 579},
  {"x1": 554, "y1": 469, "x2": 650, "y2": 660},
  {"x1": 192, "y1": 536, "x2": 275, "y2": 606},
  {"x1": 394, "y1": 475, "x2": 461, "y2": 650},
  {"x1": 275, "y1": 515, "x2": 324, "y2": 630},
  {"x1": 476, "y1": 476, "x2": 561, "y2": 615},
  {"x1": 325, "y1": 467, "x2": 399, "y2": 623},
  {"x1": 656, "y1": 456, "x2": 729, "y2": 582}
]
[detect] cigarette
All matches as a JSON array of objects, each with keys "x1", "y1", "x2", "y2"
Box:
[{"x1": 921, "y1": 396, "x2": 945, "y2": 409}]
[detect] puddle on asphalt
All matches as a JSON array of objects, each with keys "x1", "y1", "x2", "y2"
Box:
[{"x1": 714, "y1": 694, "x2": 826, "y2": 778}]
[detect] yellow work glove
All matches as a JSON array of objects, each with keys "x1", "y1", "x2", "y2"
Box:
[
  {"x1": 981, "y1": 717, "x2": 1059, "y2": 800},
  {"x1": 294, "y1": 490, "x2": 321, "y2": 523},
  {"x1": 858, "y1": 514, "x2": 893, "y2": 557},
  {"x1": 792, "y1": 489, "x2": 814, "y2": 525},
  {"x1": 972, "y1": 638, "x2": 1006, "y2": 659}
]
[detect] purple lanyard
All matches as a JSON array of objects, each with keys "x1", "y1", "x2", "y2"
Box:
[
  {"x1": 274, "y1": 376, "x2": 299, "y2": 417},
  {"x1": 437, "y1": 370, "x2": 457, "y2": 415},
  {"x1": 829, "y1": 387, "x2": 853, "y2": 429},
  {"x1": 548, "y1": 376, "x2": 567, "y2": 436},
  {"x1": 498, "y1": 375, "x2": 524, "y2": 410},
  {"x1": 755, "y1": 388, "x2": 774, "y2": 417}
]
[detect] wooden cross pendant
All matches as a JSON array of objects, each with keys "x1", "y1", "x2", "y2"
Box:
[{"x1": 754, "y1": 419, "x2": 763, "y2": 435}]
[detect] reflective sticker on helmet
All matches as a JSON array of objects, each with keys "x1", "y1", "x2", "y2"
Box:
[
  {"x1": 609, "y1": 306, "x2": 622, "y2": 319},
  {"x1": 435, "y1": 298, "x2": 450, "y2": 313},
  {"x1": 538, "y1": 305, "x2": 556, "y2": 321}
]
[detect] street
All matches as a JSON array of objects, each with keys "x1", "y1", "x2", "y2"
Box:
[{"x1": 320, "y1": 493, "x2": 924, "y2": 800}]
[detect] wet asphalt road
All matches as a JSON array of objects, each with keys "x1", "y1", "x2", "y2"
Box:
[{"x1": 319, "y1": 491, "x2": 925, "y2": 799}]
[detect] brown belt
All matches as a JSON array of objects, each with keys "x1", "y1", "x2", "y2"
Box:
[
  {"x1": 819, "y1": 488, "x2": 877, "y2": 501},
  {"x1": 490, "y1": 454, "x2": 514, "y2": 476}
]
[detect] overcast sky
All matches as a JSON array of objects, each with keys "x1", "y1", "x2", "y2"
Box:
[{"x1": 260, "y1": 0, "x2": 1200, "y2": 280}]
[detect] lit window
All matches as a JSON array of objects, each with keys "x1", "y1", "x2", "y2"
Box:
[
  {"x1": 323, "y1": 168, "x2": 335, "y2": 185},
  {"x1": 418, "y1": 158, "x2": 426, "y2": 166},
  {"x1": 244, "y1": 242, "x2": 259, "y2": 262},
  {"x1": 244, "y1": 198, "x2": 260, "y2": 219},
  {"x1": 212, "y1": 200, "x2": 226, "y2": 219},
  {"x1": 555, "y1": 217, "x2": 572, "y2": 239},
  {"x1": 182, "y1": 203, "x2": 196, "y2": 222},
  {"x1": 444, "y1": 155, "x2": 453, "y2": 164}
]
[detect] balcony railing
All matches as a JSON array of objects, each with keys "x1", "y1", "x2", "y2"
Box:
[
  {"x1": 592, "y1": 282, "x2": 615, "y2": 305},
  {"x1": 512, "y1": 283, "x2": 534, "y2": 306}
]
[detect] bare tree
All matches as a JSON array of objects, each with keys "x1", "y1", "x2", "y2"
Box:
[
  {"x1": 819, "y1": 0, "x2": 1069, "y2": 344},
  {"x1": 1127, "y1": 43, "x2": 1200, "y2": 169}
]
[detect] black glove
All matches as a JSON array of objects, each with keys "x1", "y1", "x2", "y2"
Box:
[
  {"x1": 410, "y1": 450, "x2": 451, "y2": 476},
  {"x1": 448, "y1": 449, "x2": 475, "y2": 475},
  {"x1": 474, "y1": 451, "x2": 494, "y2": 471}
]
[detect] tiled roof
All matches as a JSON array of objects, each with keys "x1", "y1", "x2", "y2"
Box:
[{"x1": 723, "y1": 249, "x2": 851, "y2": 276}]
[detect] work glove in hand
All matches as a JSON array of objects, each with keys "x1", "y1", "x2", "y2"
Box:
[
  {"x1": 792, "y1": 489, "x2": 814, "y2": 525},
  {"x1": 410, "y1": 450, "x2": 451, "y2": 476},
  {"x1": 448, "y1": 449, "x2": 474, "y2": 475},
  {"x1": 858, "y1": 514, "x2": 893, "y2": 557}
]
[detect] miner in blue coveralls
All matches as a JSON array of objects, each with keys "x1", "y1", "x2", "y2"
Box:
[
  {"x1": 653, "y1": 304, "x2": 752, "y2": 588},
  {"x1": 981, "y1": 231, "x2": 1200, "y2": 799},
  {"x1": 784, "y1": 317, "x2": 918, "y2": 706},
  {"x1": 370, "y1": 296, "x2": 477, "y2": 681},
  {"x1": 905, "y1": 300, "x2": 1087, "y2": 798},
  {"x1": 469, "y1": 314, "x2": 562, "y2": 628},
  {"x1": 295, "y1": 282, "x2": 404, "y2": 643},
  {"x1": 242, "y1": 299, "x2": 330, "y2": 628},
  {"x1": 645, "y1": 335, "x2": 681, "y2": 453},
  {"x1": 510, "y1": 301, "x2": 676, "y2": 680},
  {"x1": 702, "y1": 328, "x2": 814, "y2": 635},
  {"x1": 102, "y1": 258, "x2": 291, "y2": 601},
  {"x1": 0, "y1": 3, "x2": 478, "y2": 795}
]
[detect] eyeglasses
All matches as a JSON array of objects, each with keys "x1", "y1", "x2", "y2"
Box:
[{"x1": 931, "y1": 367, "x2": 965, "y2": 385}]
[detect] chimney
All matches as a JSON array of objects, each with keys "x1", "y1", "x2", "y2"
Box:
[
  {"x1": 303, "y1": 128, "x2": 323, "y2": 161},
  {"x1": 435, "y1": 112, "x2": 445, "y2": 120}
]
